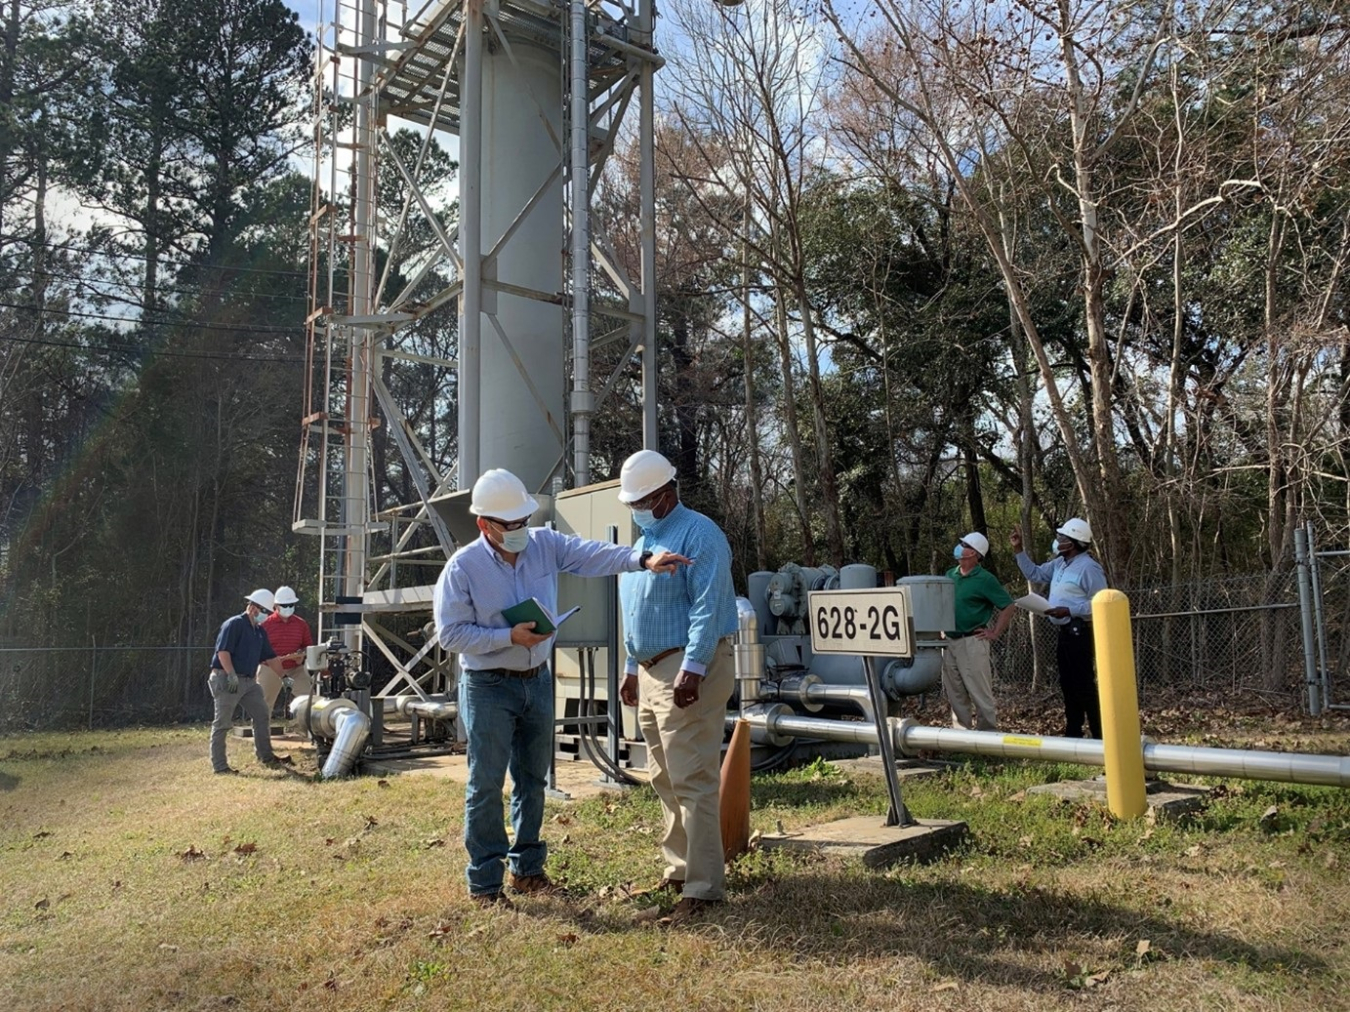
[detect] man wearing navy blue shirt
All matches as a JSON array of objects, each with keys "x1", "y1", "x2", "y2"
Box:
[
  {"x1": 208, "y1": 589, "x2": 292, "y2": 774},
  {"x1": 617, "y1": 450, "x2": 738, "y2": 926},
  {"x1": 434, "y1": 468, "x2": 687, "y2": 908}
]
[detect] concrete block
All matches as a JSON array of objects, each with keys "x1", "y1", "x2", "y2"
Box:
[
  {"x1": 760, "y1": 815, "x2": 969, "y2": 869},
  {"x1": 1027, "y1": 776, "x2": 1210, "y2": 818}
]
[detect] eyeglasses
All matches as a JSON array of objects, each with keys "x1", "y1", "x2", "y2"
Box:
[
  {"x1": 626, "y1": 489, "x2": 667, "y2": 511},
  {"x1": 485, "y1": 516, "x2": 529, "y2": 531}
]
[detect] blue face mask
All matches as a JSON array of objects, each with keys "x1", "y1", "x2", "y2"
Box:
[
  {"x1": 252, "y1": 610, "x2": 268, "y2": 626},
  {"x1": 632, "y1": 509, "x2": 657, "y2": 530},
  {"x1": 500, "y1": 528, "x2": 529, "y2": 553},
  {"x1": 953, "y1": 544, "x2": 965, "y2": 560}
]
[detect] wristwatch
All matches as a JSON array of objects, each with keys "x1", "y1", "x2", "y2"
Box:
[{"x1": 639, "y1": 550, "x2": 654, "y2": 571}]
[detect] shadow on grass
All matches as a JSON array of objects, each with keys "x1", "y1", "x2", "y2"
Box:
[
  {"x1": 711, "y1": 872, "x2": 1328, "y2": 992},
  {"x1": 0, "y1": 769, "x2": 17, "y2": 791}
]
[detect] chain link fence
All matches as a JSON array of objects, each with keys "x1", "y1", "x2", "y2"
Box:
[
  {"x1": 0, "y1": 564, "x2": 1339, "y2": 732},
  {"x1": 992, "y1": 570, "x2": 1308, "y2": 705},
  {"x1": 0, "y1": 645, "x2": 213, "y2": 732}
]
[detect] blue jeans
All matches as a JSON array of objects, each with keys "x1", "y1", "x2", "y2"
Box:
[{"x1": 460, "y1": 668, "x2": 554, "y2": 896}]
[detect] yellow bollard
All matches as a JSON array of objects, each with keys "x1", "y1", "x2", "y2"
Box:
[{"x1": 1091, "y1": 589, "x2": 1147, "y2": 819}]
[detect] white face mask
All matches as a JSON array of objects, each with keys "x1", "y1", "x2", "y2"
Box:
[
  {"x1": 278, "y1": 606, "x2": 295, "y2": 618},
  {"x1": 499, "y1": 528, "x2": 529, "y2": 552}
]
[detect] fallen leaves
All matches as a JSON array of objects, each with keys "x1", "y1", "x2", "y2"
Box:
[
  {"x1": 233, "y1": 842, "x2": 258, "y2": 857},
  {"x1": 179, "y1": 845, "x2": 206, "y2": 862}
]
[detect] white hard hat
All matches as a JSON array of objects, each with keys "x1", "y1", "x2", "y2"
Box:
[
  {"x1": 960, "y1": 532, "x2": 990, "y2": 558},
  {"x1": 469, "y1": 468, "x2": 538, "y2": 521},
  {"x1": 274, "y1": 585, "x2": 299, "y2": 606},
  {"x1": 1056, "y1": 518, "x2": 1093, "y2": 544},
  {"x1": 245, "y1": 588, "x2": 275, "y2": 611},
  {"x1": 618, "y1": 449, "x2": 677, "y2": 503}
]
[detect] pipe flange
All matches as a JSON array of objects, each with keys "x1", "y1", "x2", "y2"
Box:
[
  {"x1": 779, "y1": 672, "x2": 824, "y2": 713},
  {"x1": 742, "y1": 703, "x2": 794, "y2": 747}
]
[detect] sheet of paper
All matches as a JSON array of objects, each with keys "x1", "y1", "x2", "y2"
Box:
[{"x1": 1014, "y1": 593, "x2": 1053, "y2": 615}]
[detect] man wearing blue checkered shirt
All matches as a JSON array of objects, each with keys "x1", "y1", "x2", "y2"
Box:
[
  {"x1": 617, "y1": 450, "x2": 738, "y2": 926},
  {"x1": 434, "y1": 468, "x2": 688, "y2": 908}
]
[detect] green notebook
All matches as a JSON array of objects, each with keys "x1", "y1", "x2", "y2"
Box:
[{"x1": 500, "y1": 597, "x2": 581, "y2": 636}]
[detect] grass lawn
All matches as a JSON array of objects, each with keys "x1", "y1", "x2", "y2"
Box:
[{"x1": 1, "y1": 707, "x2": 1348, "y2": 1012}]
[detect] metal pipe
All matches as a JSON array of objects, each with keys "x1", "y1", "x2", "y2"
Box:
[
  {"x1": 638, "y1": 0, "x2": 657, "y2": 448},
  {"x1": 881, "y1": 649, "x2": 944, "y2": 697},
  {"x1": 457, "y1": 0, "x2": 483, "y2": 487},
  {"x1": 735, "y1": 597, "x2": 763, "y2": 707},
  {"x1": 399, "y1": 698, "x2": 458, "y2": 722},
  {"x1": 569, "y1": 0, "x2": 592, "y2": 485},
  {"x1": 804, "y1": 681, "x2": 869, "y2": 720},
  {"x1": 1308, "y1": 520, "x2": 1332, "y2": 711},
  {"x1": 735, "y1": 708, "x2": 1350, "y2": 789},
  {"x1": 1296, "y1": 527, "x2": 1322, "y2": 715},
  {"x1": 323, "y1": 705, "x2": 372, "y2": 779},
  {"x1": 295, "y1": 696, "x2": 373, "y2": 779},
  {"x1": 736, "y1": 707, "x2": 881, "y2": 747},
  {"x1": 895, "y1": 721, "x2": 1350, "y2": 789}
]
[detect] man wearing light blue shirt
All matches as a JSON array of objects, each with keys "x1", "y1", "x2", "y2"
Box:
[
  {"x1": 434, "y1": 468, "x2": 687, "y2": 907},
  {"x1": 616, "y1": 450, "x2": 738, "y2": 925},
  {"x1": 1012, "y1": 518, "x2": 1108, "y2": 738}
]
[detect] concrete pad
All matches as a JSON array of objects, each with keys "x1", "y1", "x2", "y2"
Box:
[
  {"x1": 760, "y1": 815, "x2": 970, "y2": 869},
  {"x1": 1027, "y1": 776, "x2": 1210, "y2": 818}
]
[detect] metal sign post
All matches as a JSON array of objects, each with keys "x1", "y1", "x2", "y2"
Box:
[{"x1": 808, "y1": 588, "x2": 915, "y2": 827}]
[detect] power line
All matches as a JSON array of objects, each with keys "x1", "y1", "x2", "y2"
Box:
[
  {"x1": 1, "y1": 332, "x2": 306, "y2": 364},
  {"x1": 0, "y1": 233, "x2": 312, "y2": 280},
  {"x1": 0, "y1": 300, "x2": 305, "y2": 338},
  {"x1": 8, "y1": 263, "x2": 311, "y2": 306}
]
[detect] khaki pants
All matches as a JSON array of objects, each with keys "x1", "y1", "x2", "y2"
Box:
[
  {"x1": 636, "y1": 640, "x2": 734, "y2": 902},
  {"x1": 941, "y1": 635, "x2": 998, "y2": 731},
  {"x1": 259, "y1": 665, "x2": 312, "y2": 716}
]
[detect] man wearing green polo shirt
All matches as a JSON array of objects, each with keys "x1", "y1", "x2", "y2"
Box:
[{"x1": 943, "y1": 532, "x2": 1016, "y2": 731}]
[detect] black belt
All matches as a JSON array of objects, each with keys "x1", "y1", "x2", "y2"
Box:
[{"x1": 474, "y1": 663, "x2": 547, "y2": 679}]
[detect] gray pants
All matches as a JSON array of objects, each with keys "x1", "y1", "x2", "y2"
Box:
[{"x1": 208, "y1": 671, "x2": 275, "y2": 772}]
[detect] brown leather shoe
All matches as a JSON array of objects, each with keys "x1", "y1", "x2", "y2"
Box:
[
  {"x1": 508, "y1": 872, "x2": 561, "y2": 895},
  {"x1": 470, "y1": 891, "x2": 514, "y2": 909},
  {"x1": 659, "y1": 896, "x2": 719, "y2": 926}
]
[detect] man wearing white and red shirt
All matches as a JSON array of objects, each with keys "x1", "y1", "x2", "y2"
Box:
[{"x1": 260, "y1": 585, "x2": 314, "y2": 716}]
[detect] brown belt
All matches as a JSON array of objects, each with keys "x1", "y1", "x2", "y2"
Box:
[{"x1": 637, "y1": 646, "x2": 683, "y2": 671}]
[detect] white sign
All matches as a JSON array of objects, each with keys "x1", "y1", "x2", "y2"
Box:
[{"x1": 807, "y1": 588, "x2": 913, "y2": 657}]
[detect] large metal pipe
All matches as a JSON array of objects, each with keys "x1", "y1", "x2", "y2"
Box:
[
  {"x1": 734, "y1": 709, "x2": 1350, "y2": 789},
  {"x1": 569, "y1": 0, "x2": 592, "y2": 485},
  {"x1": 898, "y1": 720, "x2": 1350, "y2": 789},
  {"x1": 1296, "y1": 526, "x2": 1322, "y2": 715},
  {"x1": 881, "y1": 650, "x2": 944, "y2": 697},
  {"x1": 735, "y1": 597, "x2": 763, "y2": 707},
  {"x1": 292, "y1": 696, "x2": 373, "y2": 779}
]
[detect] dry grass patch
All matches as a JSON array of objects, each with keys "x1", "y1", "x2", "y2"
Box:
[{"x1": 0, "y1": 719, "x2": 1347, "y2": 1011}]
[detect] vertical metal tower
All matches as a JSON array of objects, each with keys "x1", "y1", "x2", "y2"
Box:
[{"x1": 294, "y1": 0, "x2": 661, "y2": 711}]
